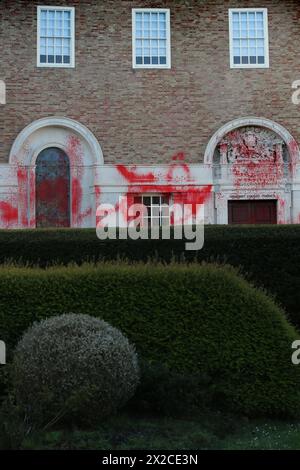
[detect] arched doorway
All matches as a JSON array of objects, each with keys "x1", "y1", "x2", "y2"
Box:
[
  {"x1": 36, "y1": 147, "x2": 70, "y2": 228},
  {"x1": 204, "y1": 117, "x2": 299, "y2": 225}
]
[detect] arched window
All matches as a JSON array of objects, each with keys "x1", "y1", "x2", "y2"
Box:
[{"x1": 36, "y1": 147, "x2": 70, "y2": 227}]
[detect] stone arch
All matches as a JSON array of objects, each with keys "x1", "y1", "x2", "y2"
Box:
[
  {"x1": 9, "y1": 117, "x2": 103, "y2": 228},
  {"x1": 9, "y1": 116, "x2": 103, "y2": 166},
  {"x1": 204, "y1": 117, "x2": 299, "y2": 167},
  {"x1": 207, "y1": 118, "x2": 298, "y2": 226}
]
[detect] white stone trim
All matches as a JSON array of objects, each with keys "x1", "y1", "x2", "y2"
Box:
[
  {"x1": 214, "y1": 189, "x2": 292, "y2": 225},
  {"x1": 9, "y1": 117, "x2": 104, "y2": 166}
]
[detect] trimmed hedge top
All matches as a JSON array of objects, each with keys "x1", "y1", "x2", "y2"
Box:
[
  {"x1": 0, "y1": 225, "x2": 299, "y2": 327},
  {"x1": 1, "y1": 262, "x2": 300, "y2": 417}
]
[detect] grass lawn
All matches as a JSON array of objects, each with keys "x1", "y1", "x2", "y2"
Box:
[{"x1": 18, "y1": 412, "x2": 300, "y2": 450}]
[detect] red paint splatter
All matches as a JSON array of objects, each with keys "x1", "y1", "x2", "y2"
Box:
[
  {"x1": 114, "y1": 155, "x2": 212, "y2": 225},
  {"x1": 233, "y1": 160, "x2": 284, "y2": 190},
  {"x1": 0, "y1": 202, "x2": 18, "y2": 227},
  {"x1": 221, "y1": 130, "x2": 286, "y2": 193},
  {"x1": 72, "y1": 177, "x2": 82, "y2": 225},
  {"x1": 288, "y1": 138, "x2": 299, "y2": 176},
  {"x1": 166, "y1": 153, "x2": 190, "y2": 182},
  {"x1": 29, "y1": 168, "x2": 36, "y2": 227},
  {"x1": 116, "y1": 165, "x2": 156, "y2": 183},
  {"x1": 17, "y1": 167, "x2": 28, "y2": 227},
  {"x1": 67, "y1": 135, "x2": 83, "y2": 167},
  {"x1": 37, "y1": 177, "x2": 69, "y2": 214}
]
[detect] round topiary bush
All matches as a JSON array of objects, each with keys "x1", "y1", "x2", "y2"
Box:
[
  {"x1": 2, "y1": 262, "x2": 300, "y2": 418},
  {"x1": 11, "y1": 314, "x2": 139, "y2": 428}
]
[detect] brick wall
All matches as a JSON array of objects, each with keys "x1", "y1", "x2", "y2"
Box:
[{"x1": 0, "y1": 0, "x2": 300, "y2": 164}]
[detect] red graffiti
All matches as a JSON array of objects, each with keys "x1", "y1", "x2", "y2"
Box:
[
  {"x1": 166, "y1": 152, "x2": 191, "y2": 182},
  {"x1": 222, "y1": 129, "x2": 285, "y2": 192},
  {"x1": 29, "y1": 168, "x2": 36, "y2": 227},
  {"x1": 37, "y1": 177, "x2": 69, "y2": 214},
  {"x1": 116, "y1": 165, "x2": 156, "y2": 183},
  {"x1": 71, "y1": 177, "x2": 92, "y2": 224},
  {"x1": 288, "y1": 138, "x2": 299, "y2": 176},
  {"x1": 72, "y1": 177, "x2": 81, "y2": 225},
  {"x1": 17, "y1": 167, "x2": 28, "y2": 227},
  {"x1": 113, "y1": 155, "x2": 213, "y2": 225},
  {"x1": 233, "y1": 160, "x2": 284, "y2": 190},
  {"x1": 67, "y1": 135, "x2": 83, "y2": 166},
  {"x1": 0, "y1": 201, "x2": 18, "y2": 227}
]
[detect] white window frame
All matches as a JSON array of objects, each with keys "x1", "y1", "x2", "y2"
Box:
[
  {"x1": 229, "y1": 8, "x2": 269, "y2": 69},
  {"x1": 37, "y1": 5, "x2": 75, "y2": 68},
  {"x1": 133, "y1": 194, "x2": 170, "y2": 227},
  {"x1": 132, "y1": 8, "x2": 171, "y2": 69}
]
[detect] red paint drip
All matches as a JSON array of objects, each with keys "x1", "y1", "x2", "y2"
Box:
[
  {"x1": 233, "y1": 160, "x2": 284, "y2": 190},
  {"x1": 17, "y1": 167, "x2": 28, "y2": 226},
  {"x1": 0, "y1": 202, "x2": 18, "y2": 227},
  {"x1": 72, "y1": 177, "x2": 82, "y2": 225},
  {"x1": 116, "y1": 165, "x2": 156, "y2": 183},
  {"x1": 67, "y1": 135, "x2": 83, "y2": 167},
  {"x1": 37, "y1": 177, "x2": 69, "y2": 213}
]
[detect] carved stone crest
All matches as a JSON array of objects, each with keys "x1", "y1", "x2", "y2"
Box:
[{"x1": 218, "y1": 127, "x2": 285, "y2": 165}]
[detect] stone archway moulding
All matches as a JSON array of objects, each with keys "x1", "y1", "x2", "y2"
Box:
[
  {"x1": 204, "y1": 117, "x2": 300, "y2": 165},
  {"x1": 9, "y1": 116, "x2": 104, "y2": 166}
]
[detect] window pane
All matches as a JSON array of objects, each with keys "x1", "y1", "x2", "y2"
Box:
[
  {"x1": 159, "y1": 29, "x2": 166, "y2": 39},
  {"x1": 230, "y1": 9, "x2": 267, "y2": 67},
  {"x1": 39, "y1": 8, "x2": 73, "y2": 66},
  {"x1": 63, "y1": 11, "x2": 71, "y2": 21},
  {"x1": 241, "y1": 28, "x2": 247, "y2": 39},
  {"x1": 161, "y1": 206, "x2": 169, "y2": 216}
]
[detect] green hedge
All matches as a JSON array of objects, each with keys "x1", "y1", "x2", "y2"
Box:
[
  {"x1": 0, "y1": 263, "x2": 300, "y2": 417},
  {"x1": 0, "y1": 226, "x2": 299, "y2": 327}
]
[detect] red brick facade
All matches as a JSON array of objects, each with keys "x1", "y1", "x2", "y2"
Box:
[
  {"x1": 1, "y1": 0, "x2": 300, "y2": 165},
  {"x1": 1, "y1": 0, "x2": 300, "y2": 229}
]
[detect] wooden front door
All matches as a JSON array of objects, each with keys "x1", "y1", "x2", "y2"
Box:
[
  {"x1": 228, "y1": 200, "x2": 277, "y2": 225},
  {"x1": 36, "y1": 147, "x2": 70, "y2": 228}
]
